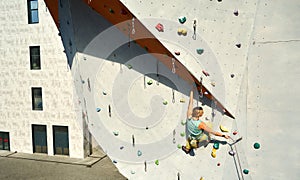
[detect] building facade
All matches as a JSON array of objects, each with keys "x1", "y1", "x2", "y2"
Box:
[{"x1": 0, "y1": 0, "x2": 88, "y2": 158}]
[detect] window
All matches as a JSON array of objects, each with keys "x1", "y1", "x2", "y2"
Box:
[
  {"x1": 31, "y1": 87, "x2": 43, "y2": 110},
  {"x1": 53, "y1": 126, "x2": 69, "y2": 156},
  {"x1": 0, "y1": 132, "x2": 10, "y2": 151},
  {"x1": 30, "y1": 46, "x2": 41, "y2": 70},
  {"x1": 32, "y1": 125, "x2": 47, "y2": 153},
  {"x1": 27, "y1": 0, "x2": 39, "y2": 24}
]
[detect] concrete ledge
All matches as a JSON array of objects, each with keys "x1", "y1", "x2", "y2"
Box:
[{"x1": 0, "y1": 150, "x2": 106, "y2": 167}]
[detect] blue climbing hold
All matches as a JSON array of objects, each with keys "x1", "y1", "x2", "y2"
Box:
[
  {"x1": 196, "y1": 48, "x2": 204, "y2": 55},
  {"x1": 178, "y1": 16, "x2": 186, "y2": 24},
  {"x1": 96, "y1": 108, "x2": 101, "y2": 112}
]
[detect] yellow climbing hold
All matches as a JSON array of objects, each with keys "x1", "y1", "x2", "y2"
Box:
[
  {"x1": 219, "y1": 125, "x2": 229, "y2": 132},
  {"x1": 211, "y1": 148, "x2": 217, "y2": 158},
  {"x1": 200, "y1": 177, "x2": 204, "y2": 180},
  {"x1": 180, "y1": 98, "x2": 185, "y2": 103},
  {"x1": 177, "y1": 28, "x2": 187, "y2": 36}
]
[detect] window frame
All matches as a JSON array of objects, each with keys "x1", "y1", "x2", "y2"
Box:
[
  {"x1": 27, "y1": 0, "x2": 39, "y2": 24},
  {"x1": 31, "y1": 87, "x2": 43, "y2": 111},
  {"x1": 29, "y1": 46, "x2": 41, "y2": 70}
]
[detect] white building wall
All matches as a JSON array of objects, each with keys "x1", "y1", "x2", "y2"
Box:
[{"x1": 0, "y1": 0, "x2": 84, "y2": 158}]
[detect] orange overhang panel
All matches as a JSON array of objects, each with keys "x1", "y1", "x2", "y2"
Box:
[
  {"x1": 44, "y1": 0, "x2": 59, "y2": 28},
  {"x1": 45, "y1": 0, "x2": 234, "y2": 119}
]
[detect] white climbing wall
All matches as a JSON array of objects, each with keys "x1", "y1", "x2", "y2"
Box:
[{"x1": 58, "y1": 0, "x2": 300, "y2": 179}]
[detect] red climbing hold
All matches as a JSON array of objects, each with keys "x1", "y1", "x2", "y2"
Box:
[
  {"x1": 202, "y1": 70, "x2": 210, "y2": 76},
  {"x1": 155, "y1": 23, "x2": 164, "y2": 32},
  {"x1": 233, "y1": 131, "x2": 238, "y2": 135}
]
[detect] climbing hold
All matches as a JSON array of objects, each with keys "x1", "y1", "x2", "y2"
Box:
[
  {"x1": 175, "y1": 51, "x2": 180, "y2": 55},
  {"x1": 211, "y1": 148, "x2": 217, "y2": 158},
  {"x1": 112, "y1": 160, "x2": 117, "y2": 163},
  {"x1": 120, "y1": 146, "x2": 124, "y2": 150},
  {"x1": 178, "y1": 16, "x2": 187, "y2": 24},
  {"x1": 202, "y1": 70, "x2": 210, "y2": 76},
  {"x1": 102, "y1": 91, "x2": 107, "y2": 95},
  {"x1": 213, "y1": 142, "x2": 220, "y2": 150},
  {"x1": 234, "y1": 10, "x2": 239, "y2": 16},
  {"x1": 155, "y1": 160, "x2": 159, "y2": 165},
  {"x1": 196, "y1": 48, "x2": 204, "y2": 55},
  {"x1": 146, "y1": 126, "x2": 149, "y2": 130},
  {"x1": 126, "y1": 64, "x2": 132, "y2": 69},
  {"x1": 177, "y1": 144, "x2": 182, "y2": 149},
  {"x1": 120, "y1": 9, "x2": 128, "y2": 15},
  {"x1": 155, "y1": 23, "x2": 164, "y2": 32},
  {"x1": 181, "y1": 29, "x2": 187, "y2": 36},
  {"x1": 181, "y1": 120, "x2": 186, "y2": 125},
  {"x1": 220, "y1": 125, "x2": 229, "y2": 132},
  {"x1": 236, "y1": 43, "x2": 241, "y2": 48},
  {"x1": 179, "y1": 98, "x2": 185, "y2": 103},
  {"x1": 163, "y1": 100, "x2": 168, "y2": 105},
  {"x1": 211, "y1": 82, "x2": 216, "y2": 87},
  {"x1": 243, "y1": 169, "x2": 249, "y2": 174},
  {"x1": 137, "y1": 150, "x2": 142, "y2": 156},
  {"x1": 180, "y1": 132, "x2": 185, "y2": 137},
  {"x1": 254, "y1": 142, "x2": 260, "y2": 149},
  {"x1": 200, "y1": 177, "x2": 204, "y2": 180},
  {"x1": 96, "y1": 108, "x2": 101, "y2": 112},
  {"x1": 177, "y1": 28, "x2": 187, "y2": 36},
  {"x1": 130, "y1": 170, "x2": 135, "y2": 174},
  {"x1": 147, "y1": 80, "x2": 153, "y2": 85},
  {"x1": 233, "y1": 131, "x2": 238, "y2": 135},
  {"x1": 231, "y1": 74, "x2": 235, "y2": 78},
  {"x1": 229, "y1": 150, "x2": 235, "y2": 156},
  {"x1": 109, "y1": 8, "x2": 114, "y2": 13},
  {"x1": 113, "y1": 131, "x2": 119, "y2": 136},
  {"x1": 217, "y1": 162, "x2": 221, "y2": 166}
]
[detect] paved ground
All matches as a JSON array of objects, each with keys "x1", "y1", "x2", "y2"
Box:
[{"x1": 0, "y1": 151, "x2": 126, "y2": 180}]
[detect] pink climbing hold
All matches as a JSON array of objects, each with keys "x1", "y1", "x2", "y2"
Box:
[
  {"x1": 175, "y1": 51, "x2": 180, "y2": 55},
  {"x1": 202, "y1": 70, "x2": 210, "y2": 76},
  {"x1": 155, "y1": 23, "x2": 164, "y2": 32},
  {"x1": 233, "y1": 131, "x2": 238, "y2": 135}
]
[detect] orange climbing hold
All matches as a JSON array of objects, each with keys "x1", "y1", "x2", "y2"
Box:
[{"x1": 155, "y1": 23, "x2": 164, "y2": 32}]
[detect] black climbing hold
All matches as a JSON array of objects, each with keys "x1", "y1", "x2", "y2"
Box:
[
  {"x1": 234, "y1": 10, "x2": 239, "y2": 16},
  {"x1": 236, "y1": 44, "x2": 241, "y2": 48},
  {"x1": 217, "y1": 0, "x2": 222, "y2": 2},
  {"x1": 231, "y1": 74, "x2": 235, "y2": 78}
]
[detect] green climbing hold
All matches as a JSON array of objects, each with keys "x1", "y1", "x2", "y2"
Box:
[
  {"x1": 113, "y1": 131, "x2": 119, "y2": 136},
  {"x1": 197, "y1": 48, "x2": 204, "y2": 55},
  {"x1": 155, "y1": 160, "x2": 159, "y2": 165},
  {"x1": 109, "y1": 8, "x2": 114, "y2": 13},
  {"x1": 177, "y1": 144, "x2": 182, "y2": 149},
  {"x1": 126, "y1": 64, "x2": 132, "y2": 69},
  {"x1": 147, "y1": 80, "x2": 153, "y2": 85},
  {"x1": 254, "y1": 142, "x2": 260, "y2": 149},
  {"x1": 243, "y1": 169, "x2": 249, "y2": 174},
  {"x1": 178, "y1": 16, "x2": 187, "y2": 24},
  {"x1": 181, "y1": 120, "x2": 186, "y2": 125},
  {"x1": 213, "y1": 142, "x2": 220, "y2": 150},
  {"x1": 180, "y1": 132, "x2": 185, "y2": 137},
  {"x1": 163, "y1": 100, "x2": 168, "y2": 105}
]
